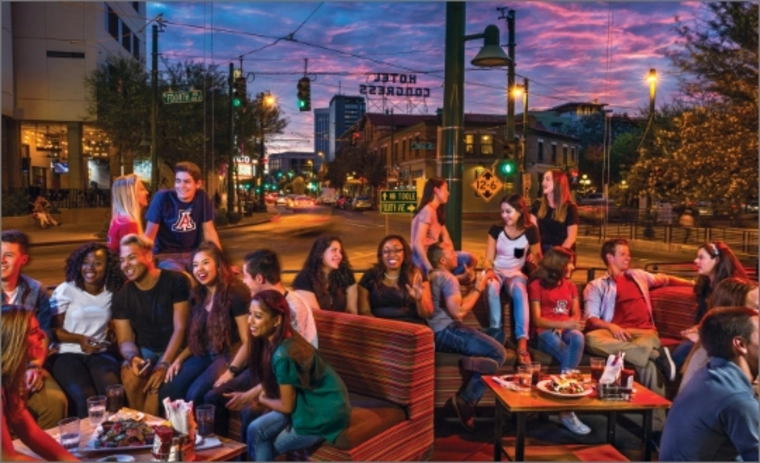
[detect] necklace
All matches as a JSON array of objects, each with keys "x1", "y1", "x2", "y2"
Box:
[{"x1": 384, "y1": 272, "x2": 399, "y2": 280}]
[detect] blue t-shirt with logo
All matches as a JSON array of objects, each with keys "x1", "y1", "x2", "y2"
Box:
[{"x1": 146, "y1": 189, "x2": 215, "y2": 254}]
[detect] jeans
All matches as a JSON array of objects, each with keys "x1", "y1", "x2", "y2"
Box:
[
  {"x1": 536, "y1": 329, "x2": 585, "y2": 372},
  {"x1": 203, "y1": 370, "x2": 262, "y2": 440},
  {"x1": 47, "y1": 352, "x2": 121, "y2": 418},
  {"x1": 156, "y1": 252, "x2": 193, "y2": 273},
  {"x1": 434, "y1": 321, "x2": 507, "y2": 404},
  {"x1": 486, "y1": 271, "x2": 529, "y2": 339},
  {"x1": 671, "y1": 339, "x2": 694, "y2": 370},
  {"x1": 413, "y1": 249, "x2": 475, "y2": 276},
  {"x1": 247, "y1": 411, "x2": 324, "y2": 461},
  {"x1": 160, "y1": 354, "x2": 228, "y2": 406}
]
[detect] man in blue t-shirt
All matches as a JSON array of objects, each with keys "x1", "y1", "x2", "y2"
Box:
[
  {"x1": 145, "y1": 161, "x2": 221, "y2": 273},
  {"x1": 659, "y1": 307, "x2": 759, "y2": 461}
]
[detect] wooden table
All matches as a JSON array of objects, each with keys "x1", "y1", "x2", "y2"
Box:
[
  {"x1": 484, "y1": 376, "x2": 671, "y2": 462},
  {"x1": 12, "y1": 410, "x2": 246, "y2": 461}
]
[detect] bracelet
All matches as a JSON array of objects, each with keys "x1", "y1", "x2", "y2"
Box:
[
  {"x1": 156, "y1": 361, "x2": 171, "y2": 370},
  {"x1": 227, "y1": 364, "x2": 243, "y2": 376}
]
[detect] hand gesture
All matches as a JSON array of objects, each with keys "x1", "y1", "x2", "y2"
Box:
[
  {"x1": 164, "y1": 360, "x2": 182, "y2": 382},
  {"x1": 475, "y1": 270, "x2": 488, "y2": 292},
  {"x1": 213, "y1": 370, "x2": 235, "y2": 388},
  {"x1": 405, "y1": 272, "x2": 425, "y2": 302},
  {"x1": 25, "y1": 367, "x2": 44, "y2": 392},
  {"x1": 129, "y1": 356, "x2": 149, "y2": 377},
  {"x1": 144, "y1": 364, "x2": 167, "y2": 394},
  {"x1": 79, "y1": 335, "x2": 101, "y2": 354},
  {"x1": 223, "y1": 390, "x2": 252, "y2": 412},
  {"x1": 681, "y1": 326, "x2": 699, "y2": 343}
]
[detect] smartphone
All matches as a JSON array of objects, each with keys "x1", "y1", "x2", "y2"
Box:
[{"x1": 137, "y1": 359, "x2": 152, "y2": 376}]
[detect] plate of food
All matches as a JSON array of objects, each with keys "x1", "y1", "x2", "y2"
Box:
[
  {"x1": 537, "y1": 377, "x2": 593, "y2": 399},
  {"x1": 84, "y1": 419, "x2": 155, "y2": 451},
  {"x1": 108, "y1": 409, "x2": 145, "y2": 422}
]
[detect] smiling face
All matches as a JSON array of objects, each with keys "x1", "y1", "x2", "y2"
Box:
[
  {"x1": 381, "y1": 238, "x2": 404, "y2": 271},
  {"x1": 745, "y1": 287, "x2": 759, "y2": 310},
  {"x1": 119, "y1": 243, "x2": 151, "y2": 282},
  {"x1": 192, "y1": 250, "x2": 218, "y2": 287},
  {"x1": 321, "y1": 240, "x2": 343, "y2": 272},
  {"x1": 136, "y1": 180, "x2": 149, "y2": 208},
  {"x1": 606, "y1": 244, "x2": 631, "y2": 273},
  {"x1": 1, "y1": 242, "x2": 28, "y2": 282},
  {"x1": 26, "y1": 315, "x2": 47, "y2": 362},
  {"x1": 81, "y1": 249, "x2": 107, "y2": 288},
  {"x1": 500, "y1": 202, "x2": 522, "y2": 228},
  {"x1": 248, "y1": 300, "x2": 281, "y2": 340},
  {"x1": 694, "y1": 248, "x2": 718, "y2": 277},
  {"x1": 175, "y1": 172, "x2": 200, "y2": 203},
  {"x1": 542, "y1": 172, "x2": 554, "y2": 196},
  {"x1": 434, "y1": 182, "x2": 450, "y2": 204}
]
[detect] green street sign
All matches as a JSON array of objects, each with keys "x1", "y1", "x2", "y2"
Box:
[
  {"x1": 162, "y1": 90, "x2": 203, "y2": 104},
  {"x1": 379, "y1": 190, "x2": 417, "y2": 214}
]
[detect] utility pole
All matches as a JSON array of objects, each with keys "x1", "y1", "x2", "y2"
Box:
[
  {"x1": 498, "y1": 8, "x2": 517, "y2": 193},
  {"x1": 520, "y1": 77, "x2": 529, "y2": 198},
  {"x1": 150, "y1": 23, "x2": 159, "y2": 192},
  {"x1": 227, "y1": 62, "x2": 235, "y2": 212}
]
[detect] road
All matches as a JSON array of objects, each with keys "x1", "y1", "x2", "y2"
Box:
[{"x1": 24, "y1": 207, "x2": 700, "y2": 289}]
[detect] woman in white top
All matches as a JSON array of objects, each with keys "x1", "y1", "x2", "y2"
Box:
[
  {"x1": 48, "y1": 242, "x2": 125, "y2": 418},
  {"x1": 484, "y1": 194, "x2": 542, "y2": 364}
]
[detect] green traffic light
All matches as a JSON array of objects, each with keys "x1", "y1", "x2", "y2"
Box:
[
  {"x1": 298, "y1": 99, "x2": 305, "y2": 108},
  {"x1": 233, "y1": 98, "x2": 242, "y2": 108},
  {"x1": 501, "y1": 162, "x2": 515, "y2": 175}
]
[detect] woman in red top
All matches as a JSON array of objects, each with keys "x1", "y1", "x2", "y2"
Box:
[
  {"x1": 107, "y1": 174, "x2": 149, "y2": 252},
  {"x1": 527, "y1": 246, "x2": 590, "y2": 435}
]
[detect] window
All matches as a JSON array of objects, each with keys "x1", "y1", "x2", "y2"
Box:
[
  {"x1": 122, "y1": 23, "x2": 132, "y2": 52},
  {"x1": 480, "y1": 134, "x2": 493, "y2": 155},
  {"x1": 107, "y1": 6, "x2": 119, "y2": 40},
  {"x1": 132, "y1": 35, "x2": 140, "y2": 61},
  {"x1": 464, "y1": 134, "x2": 474, "y2": 154},
  {"x1": 563, "y1": 145, "x2": 568, "y2": 165},
  {"x1": 551, "y1": 143, "x2": 557, "y2": 164},
  {"x1": 538, "y1": 140, "x2": 544, "y2": 162},
  {"x1": 132, "y1": 2, "x2": 139, "y2": 12},
  {"x1": 571, "y1": 147, "x2": 576, "y2": 162}
]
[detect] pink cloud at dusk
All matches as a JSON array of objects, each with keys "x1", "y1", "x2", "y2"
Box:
[{"x1": 147, "y1": 2, "x2": 710, "y2": 153}]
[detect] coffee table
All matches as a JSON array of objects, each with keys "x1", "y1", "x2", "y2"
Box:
[
  {"x1": 484, "y1": 376, "x2": 671, "y2": 462},
  {"x1": 12, "y1": 409, "x2": 246, "y2": 461}
]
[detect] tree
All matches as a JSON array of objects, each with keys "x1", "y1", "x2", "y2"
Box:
[
  {"x1": 340, "y1": 140, "x2": 386, "y2": 199},
  {"x1": 324, "y1": 160, "x2": 347, "y2": 191}
]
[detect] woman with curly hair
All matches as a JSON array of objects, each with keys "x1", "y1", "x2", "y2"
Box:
[
  {"x1": 107, "y1": 174, "x2": 149, "y2": 253},
  {"x1": 532, "y1": 170, "x2": 578, "y2": 256},
  {"x1": 671, "y1": 241, "x2": 748, "y2": 369},
  {"x1": 2, "y1": 306, "x2": 78, "y2": 461},
  {"x1": 48, "y1": 242, "x2": 125, "y2": 418},
  {"x1": 162, "y1": 242, "x2": 251, "y2": 405},
  {"x1": 358, "y1": 235, "x2": 431, "y2": 324},
  {"x1": 293, "y1": 235, "x2": 357, "y2": 314}
]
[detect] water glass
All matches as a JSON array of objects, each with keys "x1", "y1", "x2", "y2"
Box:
[
  {"x1": 516, "y1": 365, "x2": 532, "y2": 393},
  {"x1": 529, "y1": 361, "x2": 542, "y2": 386},
  {"x1": 195, "y1": 404, "x2": 215, "y2": 437},
  {"x1": 106, "y1": 384, "x2": 125, "y2": 414},
  {"x1": 58, "y1": 417, "x2": 80, "y2": 451},
  {"x1": 590, "y1": 357, "x2": 606, "y2": 383},
  {"x1": 87, "y1": 395, "x2": 107, "y2": 426}
]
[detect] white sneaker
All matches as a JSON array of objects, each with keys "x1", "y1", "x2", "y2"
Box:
[{"x1": 560, "y1": 412, "x2": 591, "y2": 435}]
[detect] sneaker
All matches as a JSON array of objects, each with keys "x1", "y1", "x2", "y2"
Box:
[
  {"x1": 560, "y1": 412, "x2": 591, "y2": 435},
  {"x1": 452, "y1": 394, "x2": 476, "y2": 432},
  {"x1": 459, "y1": 356, "x2": 499, "y2": 375},
  {"x1": 655, "y1": 346, "x2": 676, "y2": 381}
]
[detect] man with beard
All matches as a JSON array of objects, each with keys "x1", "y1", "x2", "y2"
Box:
[{"x1": 113, "y1": 234, "x2": 190, "y2": 416}]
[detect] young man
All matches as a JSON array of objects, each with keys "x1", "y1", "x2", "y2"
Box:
[
  {"x1": 1, "y1": 230, "x2": 67, "y2": 430},
  {"x1": 427, "y1": 242, "x2": 506, "y2": 432},
  {"x1": 202, "y1": 249, "x2": 318, "y2": 440},
  {"x1": 112, "y1": 234, "x2": 190, "y2": 416},
  {"x1": 583, "y1": 238, "x2": 692, "y2": 436},
  {"x1": 660, "y1": 307, "x2": 759, "y2": 461},
  {"x1": 145, "y1": 161, "x2": 221, "y2": 273}
]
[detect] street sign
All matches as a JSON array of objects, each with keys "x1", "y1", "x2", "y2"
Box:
[
  {"x1": 411, "y1": 142, "x2": 435, "y2": 150},
  {"x1": 162, "y1": 90, "x2": 203, "y2": 104},
  {"x1": 471, "y1": 168, "x2": 503, "y2": 202},
  {"x1": 379, "y1": 190, "x2": 417, "y2": 214}
]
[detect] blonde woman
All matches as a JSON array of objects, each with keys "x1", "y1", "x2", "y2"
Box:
[{"x1": 107, "y1": 174, "x2": 149, "y2": 253}]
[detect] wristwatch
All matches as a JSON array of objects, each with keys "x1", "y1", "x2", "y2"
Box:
[{"x1": 227, "y1": 364, "x2": 243, "y2": 376}]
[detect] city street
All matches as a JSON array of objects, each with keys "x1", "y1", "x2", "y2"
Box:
[{"x1": 23, "y1": 207, "x2": 700, "y2": 289}]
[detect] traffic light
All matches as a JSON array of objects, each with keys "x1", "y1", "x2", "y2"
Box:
[
  {"x1": 351, "y1": 131, "x2": 361, "y2": 147},
  {"x1": 297, "y1": 77, "x2": 311, "y2": 112},
  {"x1": 500, "y1": 158, "x2": 515, "y2": 176},
  {"x1": 232, "y1": 76, "x2": 246, "y2": 108},
  {"x1": 569, "y1": 167, "x2": 579, "y2": 187}
]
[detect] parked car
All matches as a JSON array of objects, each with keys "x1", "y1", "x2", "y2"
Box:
[
  {"x1": 275, "y1": 194, "x2": 288, "y2": 206},
  {"x1": 336, "y1": 195, "x2": 352, "y2": 210},
  {"x1": 286, "y1": 195, "x2": 316, "y2": 210},
  {"x1": 352, "y1": 196, "x2": 372, "y2": 211}
]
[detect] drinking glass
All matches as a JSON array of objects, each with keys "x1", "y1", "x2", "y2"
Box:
[
  {"x1": 516, "y1": 365, "x2": 532, "y2": 393},
  {"x1": 195, "y1": 404, "x2": 215, "y2": 437},
  {"x1": 106, "y1": 384, "x2": 124, "y2": 415},
  {"x1": 590, "y1": 357, "x2": 606, "y2": 383},
  {"x1": 529, "y1": 361, "x2": 542, "y2": 386},
  {"x1": 87, "y1": 395, "x2": 107, "y2": 426},
  {"x1": 59, "y1": 417, "x2": 80, "y2": 451}
]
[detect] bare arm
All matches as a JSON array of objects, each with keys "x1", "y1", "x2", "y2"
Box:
[
  {"x1": 444, "y1": 273, "x2": 487, "y2": 320},
  {"x1": 143, "y1": 300, "x2": 189, "y2": 393},
  {"x1": 484, "y1": 235, "x2": 497, "y2": 271},
  {"x1": 202, "y1": 220, "x2": 222, "y2": 251},
  {"x1": 144, "y1": 221, "x2": 159, "y2": 243},
  {"x1": 213, "y1": 314, "x2": 250, "y2": 388},
  {"x1": 562, "y1": 224, "x2": 578, "y2": 249},
  {"x1": 411, "y1": 220, "x2": 433, "y2": 273},
  {"x1": 344, "y1": 284, "x2": 358, "y2": 315},
  {"x1": 259, "y1": 384, "x2": 296, "y2": 414},
  {"x1": 357, "y1": 285, "x2": 373, "y2": 316},
  {"x1": 4, "y1": 407, "x2": 78, "y2": 461},
  {"x1": 529, "y1": 242, "x2": 543, "y2": 264}
]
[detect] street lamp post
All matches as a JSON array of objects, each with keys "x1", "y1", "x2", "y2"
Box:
[
  {"x1": 442, "y1": 2, "x2": 510, "y2": 248},
  {"x1": 257, "y1": 91, "x2": 276, "y2": 210},
  {"x1": 512, "y1": 78, "x2": 529, "y2": 198}
]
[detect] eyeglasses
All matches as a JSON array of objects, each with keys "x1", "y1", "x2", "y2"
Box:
[{"x1": 382, "y1": 248, "x2": 404, "y2": 255}]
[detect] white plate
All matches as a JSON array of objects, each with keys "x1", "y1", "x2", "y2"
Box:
[
  {"x1": 96, "y1": 455, "x2": 136, "y2": 462},
  {"x1": 536, "y1": 379, "x2": 593, "y2": 399}
]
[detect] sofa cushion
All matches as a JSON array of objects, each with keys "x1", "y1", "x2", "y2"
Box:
[
  {"x1": 649, "y1": 286, "x2": 697, "y2": 339},
  {"x1": 332, "y1": 392, "x2": 407, "y2": 451}
]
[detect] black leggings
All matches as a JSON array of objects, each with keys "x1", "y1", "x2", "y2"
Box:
[{"x1": 47, "y1": 352, "x2": 121, "y2": 418}]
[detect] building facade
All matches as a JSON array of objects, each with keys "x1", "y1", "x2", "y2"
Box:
[
  {"x1": 268, "y1": 151, "x2": 320, "y2": 177},
  {"x1": 1, "y1": 2, "x2": 146, "y2": 193},
  {"x1": 327, "y1": 95, "x2": 365, "y2": 162},
  {"x1": 313, "y1": 107, "x2": 329, "y2": 159}
]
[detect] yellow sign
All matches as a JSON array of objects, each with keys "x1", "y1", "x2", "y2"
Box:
[{"x1": 471, "y1": 168, "x2": 503, "y2": 203}]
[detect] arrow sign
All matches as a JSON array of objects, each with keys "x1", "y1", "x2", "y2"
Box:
[{"x1": 379, "y1": 189, "x2": 417, "y2": 215}]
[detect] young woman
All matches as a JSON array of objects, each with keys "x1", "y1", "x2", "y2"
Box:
[
  {"x1": 48, "y1": 242, "x2": 124, "y2": 418},
  {"x1": 107, "y1": 174, "x2": 149, "y2": 253},
  {"x1": 411, "y1": 178, "x2": 476, "y2": 279},
  {"x1": 483, "y1": 195, "x2": 541, "y2": 363},
  {"x1": 31, "y1": 195, "x2": 59, "y2": 228},
  {"x1": 533, "y1": 170, "x2": 578, "y2": 256},
  {"x1": 671, "y1": 241, "x2": 747, "y2": 369},
  {"x1": 2, "y1": 306, "x2": 78, "y2": 461},
  {"x1": 163, "y1": 242, "x2": 251, "y2": 406},
  {"x1": 678, "y1": 277, "x2": 758, "y2": 393},
  {"x1": 527, "y1": 246, "x2": 590, "y2": 435},
  {"x1": 293, "y1": 235, "x2": 358, "y2": 314},
  {"x1": 245, "y1": 290, "x2": 351, "y2": 461},
  {"x1": 358, "y1": 235, "x2": 432, "y2": 324}
]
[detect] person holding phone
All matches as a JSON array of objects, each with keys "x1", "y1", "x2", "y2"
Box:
[
  {"x1": 112, "y1": 234, "x2": 190, "y2": 416},
  {"x1": 48, "y1": 242, "x2": 124, "y2": 418}
]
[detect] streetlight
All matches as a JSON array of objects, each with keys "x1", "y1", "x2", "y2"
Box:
[
  {"x1": 443, "y1": 4, "x2": 510, "y2": 248},
  {"x1": 647, "y1": 68, "x2": 657, "y2": 120},
  {"x1": 511, "y1": 78, "x2": 529, "y2": 198}
]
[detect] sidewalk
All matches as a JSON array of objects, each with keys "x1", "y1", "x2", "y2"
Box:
[{"x1": 7, "y1": 212, "x2": 277, "y2": 248}]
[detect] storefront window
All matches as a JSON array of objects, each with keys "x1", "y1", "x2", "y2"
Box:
[{"x1": 480, "y1": 134, "x2": 493, "y2": 155}]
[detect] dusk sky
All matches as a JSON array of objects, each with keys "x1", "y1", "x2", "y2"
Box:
[{"x1": 146, "y1": 2, "x2": 706, "y2": 153}]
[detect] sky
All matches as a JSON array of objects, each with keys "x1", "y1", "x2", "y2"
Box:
[{"x1": 146, "y1": 1, "x2": 707, "y2": 153}]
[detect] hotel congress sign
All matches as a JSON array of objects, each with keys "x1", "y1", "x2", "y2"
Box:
[{"x1": 360, "y1": 73, "x2": 431, "y2": 98}]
